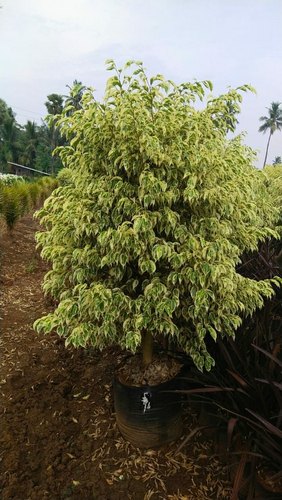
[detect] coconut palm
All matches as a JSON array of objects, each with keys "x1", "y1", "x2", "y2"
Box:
[
  {"x1": 45, "y1": 94, "x2": 64, "y2": 116},
  {"x1": 259, "y1": 102, "x2": 282, "y2": 167},
  {"x1": 44, "y1": 95, "x2": 65, "y2": 174},
  {"x1": 273, "y1": 156, "x2": 282, "y2": 165},
  {"x1": 20, "y1": 121, "x2": 39, "y2": 168},
  {"x1": 0, "y1": 116, "x2": 21, "y2": 164},
  {"x1": 65, "y1": 80, "x2": 86, "y2": 111}
]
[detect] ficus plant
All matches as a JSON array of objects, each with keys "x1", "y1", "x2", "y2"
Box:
[{"x1": 34, "y1": 60, "x2": 281, "y2": 371}]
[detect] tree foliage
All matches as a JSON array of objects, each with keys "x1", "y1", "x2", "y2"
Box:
[
  {"x1": 273, "y1": 156, "x2": 282, "y2": 166},
  {"x1": 0, "y1": 90, "x2": 73, "y2": 174},
  {"x1": 65, "y1": 80, "x2": 87, "y2": 112},
  {"x1": 19, "y1": 120, "x2": 39, "y2": 168},
  {"x1": 44, "y1": 94, "x2": 64, "y2": 116},
  {"x1": 34, "y1": 61, "x2": 280, "y2": 371},
  {"x1": 0, "y1": 100, "x2": 21, "y2": 166}
]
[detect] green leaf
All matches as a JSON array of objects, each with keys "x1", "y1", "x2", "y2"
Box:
[{"x1": 33, "y1": 59, "x2": 281, "y2": 373}]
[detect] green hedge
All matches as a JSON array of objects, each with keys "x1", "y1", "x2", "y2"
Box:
[{"x1": 0, "y1": 176, "x2": 58, "y2": 230}]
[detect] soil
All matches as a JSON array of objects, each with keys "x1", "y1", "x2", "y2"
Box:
[
  {"x1": 0, "y1": 213, "x2": 232, "y2": 500},
  {"x1": 117, "y1": 355, "x2": 182, "y2": 387},
  {"x1": 257, "y1": 468, "x2": 282, "y2": 494}
]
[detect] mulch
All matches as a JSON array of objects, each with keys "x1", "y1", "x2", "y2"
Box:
[{"x1": 0, "y1": 213, "x2": 232, "y2": 499}]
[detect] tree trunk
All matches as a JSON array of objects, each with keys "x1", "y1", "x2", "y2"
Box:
[
  {"x1": 263, "y1": 131, "x2": 272, "y2": 168},
  {"x1": 142, "y1": 331, "x2": 153, "y2": 366}
]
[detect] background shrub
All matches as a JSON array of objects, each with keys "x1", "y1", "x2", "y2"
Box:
[
  {"x1": 0, "y1": 173, "x2": 25, "y2": 186},
  {"x1": 0, "y1": 176, "x2": 57, "y2": 230}
]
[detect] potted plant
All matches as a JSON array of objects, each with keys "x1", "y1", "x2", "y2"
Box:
[{"x1": 34, "y1": 60, "x2": 280, "y2": 448}]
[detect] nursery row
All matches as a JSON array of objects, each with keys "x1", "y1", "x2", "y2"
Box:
[{"x1": 0, "y1": 175, "x2": 58, "y2": 229}]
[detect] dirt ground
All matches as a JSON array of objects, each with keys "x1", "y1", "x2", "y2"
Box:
[{"x1": 0, "y1": 213, "x2": 232, "y2": 500}]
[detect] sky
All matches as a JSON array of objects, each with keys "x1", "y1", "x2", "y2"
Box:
[{"x1": 0, "y1": 0, "x2": 282, "y2": 167}]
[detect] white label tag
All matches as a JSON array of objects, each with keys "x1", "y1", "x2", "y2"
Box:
[{"x1": 141, "y1": 392, "x2": 151, "y2": 413}]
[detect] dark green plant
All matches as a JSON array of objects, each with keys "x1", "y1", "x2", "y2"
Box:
[
  {"x1": 19, "y1": 120, "x2": 39, "y2": 168},
  {"x1": 0, "y1": 99, "x2": 20, "y2": 169},
  {"x1": 273, "y1": 156, "x2": 282, "y2": 166},
  {"x1": 0, "y1": 116, "x2": 21, "y2": 165},
  {"x1": 44, "y1": 94, "x2": 66, "y2": 174},
  {"x1": 3, "y1": 185, "x2": 22, "y2": 229},
  {"x1": 35, "y1": 125, "x2": 63, "y2": 175},
  {"x1": 65, "y1": 80, "x2": 87, "y2": 112}
]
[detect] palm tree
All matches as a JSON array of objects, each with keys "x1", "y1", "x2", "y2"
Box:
[
  {"x1": 273, "y1": 156, "x2": 282, "y2": 165},
  {"x1": 45, "y1": 94, "x2": 64, "y2": 115},
  {"x1": 0, "y1": 116, "x2": 21, "y2": 164},
  {"x1": 20, "y1": 121, "x2": 39, "y2": 168},
  {"x1": 65, "y1": 80, "x2": 86, "y2": 111},
  {"x1": 259, "y1": 102, "x2": 282, "y2": 167},
  {"x1": 44, "y1": 94, "x2": 65, "y2": 174}
]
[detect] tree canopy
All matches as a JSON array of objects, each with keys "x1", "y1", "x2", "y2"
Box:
[
  {"x1": 0, "y1": 89, "x2": 75, "y2": 174},
  {"x1": 34, "y1": 61, "x2": 281, "y2": 371}
]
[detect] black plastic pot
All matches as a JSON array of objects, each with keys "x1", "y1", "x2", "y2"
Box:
[{"x1": 113, "y1": 370, "x2": 183, "y2": 448}]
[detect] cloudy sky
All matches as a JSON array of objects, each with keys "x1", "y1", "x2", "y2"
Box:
[{"x1": 0, "y1": 0, "x2": 282, "y2": 166}]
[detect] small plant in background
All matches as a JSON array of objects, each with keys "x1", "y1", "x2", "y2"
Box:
[
  {"x1": 2, "y1": 185, "x2": 21, "y2": 230},
  {"x1": 0, "y1": 183, "x2": 4, "y2": 214},
  {"x1": 17, "y1": 183, "x2": 32, "y2": 216},
  {"x1": 0, "y1": 176, "x2": 57, "y2": 230},
  {"x1": 273, "y1": 156, "x2": 282, "y2": 166},
  {"x1": 28, "y1": 182, "x2": 40, "y2": 207},
  {"x1": 36, "y1": 176, "x2": 58, "y2": 205},
  {"x1": 26, "y1": 256, "x2": 38, "y2": 273},
  {"x1": 0, "y1": 173, "x2": 25, "y2": 185}
]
